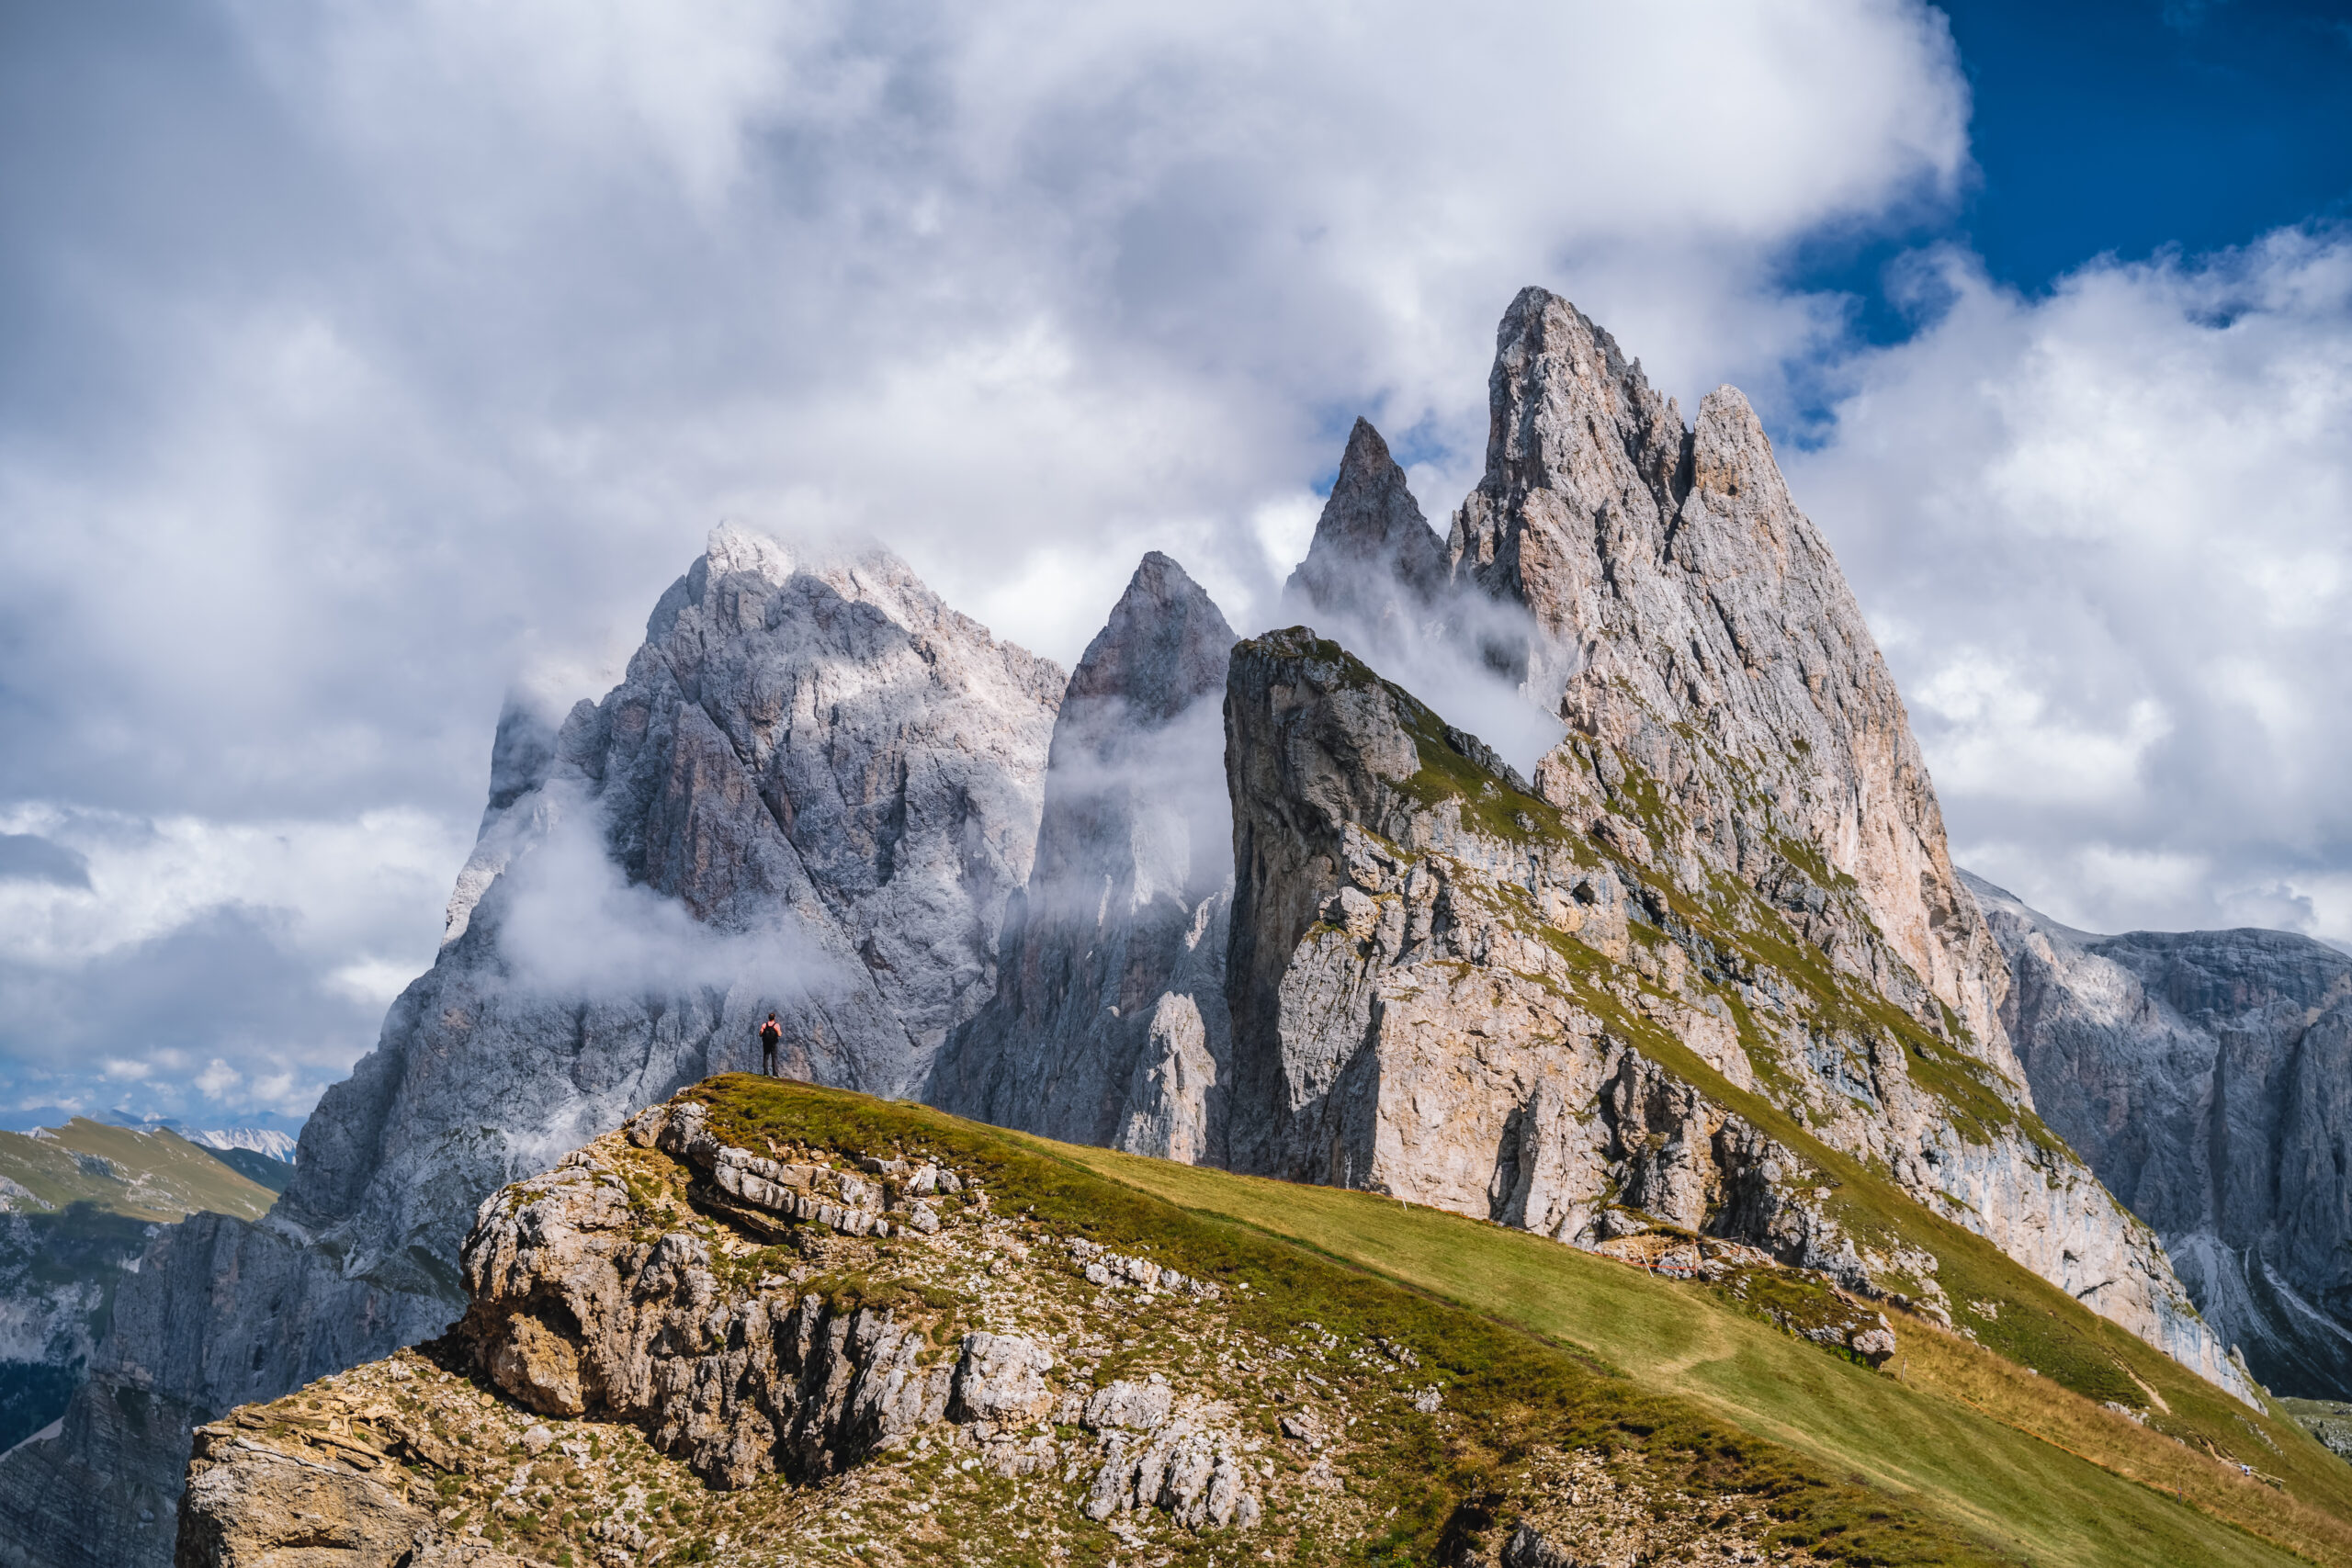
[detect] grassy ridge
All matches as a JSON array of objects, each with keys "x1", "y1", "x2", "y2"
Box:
[
  {"x1": 695, "y1": 1076, "x2": 2004, "y2": 1565},
  {"x1": 0, "y1": 1119, "x2": 276, "y2": 1223},
  {"x1": 1045, "y1": 1136, "x2": 2352, "y2": 1568},
  {"x1": 1545, "y1": 963, "x2": 2352, "y2": 1508}
]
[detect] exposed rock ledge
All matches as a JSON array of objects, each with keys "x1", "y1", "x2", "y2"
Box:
[{"x1": 175, "y1": 1092, "x2": 1283, "y2": 1566}]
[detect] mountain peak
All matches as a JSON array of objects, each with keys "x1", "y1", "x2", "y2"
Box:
[
  {"x1": 1067, "y1": 551, "x2": 1236, "y2": 722},
  {"x1": 929, "y1": 551, "x2": 1238, "y2": 1164},
  {"x1": 1284, "y1": 417, "x2": 1449, "y2": 629},
  {"x1": 1453, "y1": 288, "x2": 2006, "y2": 1058},
  {"x1": 702, "y1": 520, "x2": 800, "y2": 585}
]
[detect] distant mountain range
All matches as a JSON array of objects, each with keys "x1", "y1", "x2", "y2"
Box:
[
  {"x1": 175, "y1": 1128, "x2": 296, "y2": 1163},
  {"x1": 1968, "y1": 872, "x2": 2352, "y2": 1399}
]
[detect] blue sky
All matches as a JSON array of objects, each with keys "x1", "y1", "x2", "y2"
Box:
[
  {"x1": 1951, "y1": 0, "x2": 2352, "y2": 285},
  {"x1": 1783, "y1": 0, "x2": 2352, "y2": 342},
  {"x1": 0, "y1": 1, "x2": 2347, "y2": 1129}
]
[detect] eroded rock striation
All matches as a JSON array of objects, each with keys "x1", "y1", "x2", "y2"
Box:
[
  {"x1": 6, "y1": 530, "x2": 1063, "y2": 1568},
  {"x1": 927, "y1": 552, "x2": 1238, "y2": 1163},
  {"x1": 1970, "y1": 871, "x2": 2352, "y2": 1397}
]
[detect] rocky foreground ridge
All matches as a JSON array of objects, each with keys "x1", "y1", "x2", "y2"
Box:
[
  {"x1": 172, "y1": 1077, "x2": 2030, "y2": 1568},
  {"x1": 1969, "y1": 873, "x2": 2352, "y2": 1399},
  {"x1": 0, "y1": 287, "x2": 2299, "y2": 1564}
]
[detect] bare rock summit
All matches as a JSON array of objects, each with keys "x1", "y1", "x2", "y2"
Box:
[{"x1": 1453, "y1": 288, "x2": 2008, "y2": 1057}]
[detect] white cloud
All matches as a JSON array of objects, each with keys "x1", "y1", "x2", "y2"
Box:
[
  {"x1": 0, "y1": 804, "x2": 467, "y2": 969},
  {"x1": 1791, "y1": 230, "x2": 2352, "y2": 941},
  {"x1": 0, "y1": 802, "x2": 466, "y2": 1122},
  {"x1": 1908, "y1": 654, "x2": 2171, "y2": 807}
]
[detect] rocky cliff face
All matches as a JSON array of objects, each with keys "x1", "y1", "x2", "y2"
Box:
[
  {"x1": 0, "y1": 530, "x2": 1062, "y2": 1568},
  {"x1": 1215, "y1": 630, "x2": 2252, "y2": 1402},
  {"x1": 1969, "y1": 871, "x2": 2352, "y2": 1398},
  {"x1": 1200, "y1": 286, "x2": 2249, "y2": 1400},
  {"x1": 927, "y1": 552, "x2": 1238, "y2": 1164}
]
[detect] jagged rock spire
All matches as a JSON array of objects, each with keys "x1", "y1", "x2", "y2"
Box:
[
  {"x1": 1032, "y1": 548, "x2": 1236, "y2": 901},
  {"x1": 928, "y1": 552, "x2": 1238, "y2": 1164},
  {"x1": 1284, "y1": 418, "x2": 1450, "y2": 632},
  {"x1": 1059, "y1": 549, "x2": 1234, "y2": 740},
  {"x1": 1453, "y1": 286, "x2": 2010, "y2": 1059}
]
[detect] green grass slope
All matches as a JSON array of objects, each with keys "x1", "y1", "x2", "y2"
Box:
[
  {"x1": 0, "y1": 1118, "x2": 277, "y2": 1223},
  {"x1": 1060, "y1": 1139, "x2": 2352, "y2": 1567},
  {"x1": 695, "y1": 1077, "x2": 2352, "y2": 1567}
]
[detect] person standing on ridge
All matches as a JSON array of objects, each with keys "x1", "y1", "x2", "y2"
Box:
[{"x1": 759, "y1": 1012, "x2": 782, "y2": 1077}]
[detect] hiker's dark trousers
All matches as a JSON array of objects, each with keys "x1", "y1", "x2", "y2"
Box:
[{"x1": 763, "y1": 1045, "x2": 777, "y2": 1077}]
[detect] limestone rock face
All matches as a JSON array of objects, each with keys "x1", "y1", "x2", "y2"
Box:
[
  {"x1": 1218, "y1": 628, "x2": 2254, "y2": 1401},
  {"x1": 3, "y1": 530, "x2": 1062, "y2": 1568},
  {"x1": 927, "y1": 553, "x2": 1238, "y2": 1163},
  {"x1": 1203, "y1": 289, "x2": 2242, "y2": 1393},
  {"x1": 1970, "y1": 871, "x2": 2352, "y2": 1398},
  {"x1": 173, "y1": 1436, "x2": 486, "y2": 1568},
  {"x1": 1451, "y1": 287, "x2": 2010, "y2": 1060}
]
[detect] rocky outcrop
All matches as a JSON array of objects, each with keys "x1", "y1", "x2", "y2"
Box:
[
  {"x1": 173, "y1": 1084, "x2": 1289, "y2": 1565},
  {"x1": 927, "y1": 552, "x2": 1238, "y2": 1163},
  {"x1": 1970, "y1": 871, "x2": 2352, "y2": 1398},
  {"x1": 1218, "y1": 628, "x2": 2254, "y2": 1400},
  {"x1": 5, "y1": 530, "x2": 1063, "y2": 1568},
  {"x1": 462, "y1": 1143, "x2": 948, "y2": 1488},
  {"x1": 175, "y1": 1414, "x2": 539, "y2": 1568}
]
